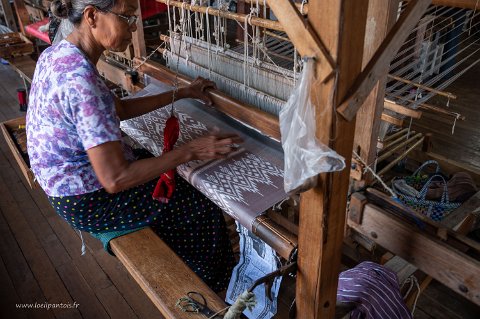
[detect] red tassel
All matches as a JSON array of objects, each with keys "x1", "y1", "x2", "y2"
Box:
[{"x1": 152, "y1": 115, "x2": 180, "y2": 202}]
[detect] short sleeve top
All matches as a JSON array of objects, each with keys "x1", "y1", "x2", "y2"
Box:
[{"x1": 27, "y1": 40, "x2": 132, "y2": 197}]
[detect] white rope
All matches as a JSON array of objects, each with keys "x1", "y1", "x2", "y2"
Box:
[
  {"x1": 77, "y1": 230, "x2": 86, "y2": 256},
  {"x1": 401, "y1": 275, "x2": 421, "y2": 316},
  {"x1": 206, "y1": 6, "x2": 212, "y2": 77},
  {"x1": 352, "y1": 150, "x2": 397, "y2": 198},
  {"x1": 133, "y1": 42, "x2": 167, "y2": 71}
]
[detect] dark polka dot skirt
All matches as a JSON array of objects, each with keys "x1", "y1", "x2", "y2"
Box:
[{"x1": 48, "y1": 175, "x2": 234, "y2": 292}]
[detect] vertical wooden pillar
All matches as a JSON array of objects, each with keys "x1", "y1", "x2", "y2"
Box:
[
  {"x1": 0, "y1": 0, "x2": 18, "y2": 32},
  {"x1": 295, "y1": 1, "x2": 369, "y2": 318},
  {"x1": 12, "y1": 0, "x2": 29, "y2": 35},
  {"x1": 132, "y1": 0, "x2": 146, "y2": 58},
  {"x1": 353, "y1": 0, "x2": 400, "y2": 183},
  {"x1": 236, "y1": 0, "x2": 247, "y2": 41}
]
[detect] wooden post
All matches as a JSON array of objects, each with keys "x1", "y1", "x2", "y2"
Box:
[
  {"x1": 0, "y1": 0, "x2": 18, "y2": 32},
  {"x1": 132, "y1": 0, "x2": 146, "y2": 58},
  {"x1": 353, "y1": 0, "x2": 400, "y2": 184},
  {"x1": 295, "y1": 1, "x2": 369, "y2": 318},
  {"x1": 12, "y1": 0, "x2": 29, "y2": 35}
]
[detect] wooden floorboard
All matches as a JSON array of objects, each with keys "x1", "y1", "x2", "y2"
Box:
[
  {"x1": 0, "y1": 152, "x2": 82, "y2": 319},
  {"x1": 0, "y1": 62, "x2": 163, "y2": 319},
  {"x1": 1, "y1": 55, "x2": 479, "y2": 319},
  {"x1": 0, "y1": 255, "x2": 27, "y2": 319}
]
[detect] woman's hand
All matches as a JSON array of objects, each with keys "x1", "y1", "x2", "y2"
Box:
[
  {"x1": 181, "y1": 77, "x2": 216, "y2": 105},
  {"x1": 178, "y1": 132, "x2": 244, "y2": 161}
]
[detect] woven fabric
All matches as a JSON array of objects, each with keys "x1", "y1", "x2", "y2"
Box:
[
  {"x1": 337, "y1": 261, "x2": 412, "y2": 319},
  {"x1": 121, "y1": 81, "x2": 287, "y2": 231}
]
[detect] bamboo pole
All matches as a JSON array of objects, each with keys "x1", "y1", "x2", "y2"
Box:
[
  {"x1": 382, "y1": 131, "x2": 417, "y2": 149},
  {"x1": 378, "y1": 137, "x2": 425, "y2": 176},
  {"x1": 383, "y1": 128, "x2": 409, "y2": 142},
  {"x1": 387, "y1": 74, "x2": 457, "y2": 99},
  {"x1": 384, "y1": 99, "x2": 422, "y2": 119},
  {"x1": 418, "y1": 102, "x2": 466, "y2": 120},
  {"x1": 294, "y1": 0, "x2": 370, "y2": 317},
  {"x1": 251, "y1": 0, "x2": 480, "y2": 13},
  {"x1": 244, "y1": 0, "x2": 309, "y2": 14},
  {"x1": 397, "y1": 98, "x2": 466, "y2": 120},
  {"x1": 377, "y1": 133, "x2": 423, "y2": 162},
  {"x1": 156, "y1": 0, "x2": 285, "y2": 32}
]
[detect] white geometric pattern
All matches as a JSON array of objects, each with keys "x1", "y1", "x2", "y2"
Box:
[{"x1": 121, "y1": 91, "x2": 286, "y2": 230}]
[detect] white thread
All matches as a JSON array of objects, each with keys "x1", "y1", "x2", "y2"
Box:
[
  {"x1": 206, "y1": 6, "x2": 212, "y2": 77},
  {"x1": 353, "y1": 150, "x2": 397, "y2": 198},
  {"x1": 77, "y1": 230, "x2": 86, "y2": 256},
  {"x1": 401, "y1": 275, "x2": 421, "y2": 316}
]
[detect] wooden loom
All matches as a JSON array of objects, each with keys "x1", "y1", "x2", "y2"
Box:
[{"x1": 92, "y1": 0, "x2": 480, "y2": 318}]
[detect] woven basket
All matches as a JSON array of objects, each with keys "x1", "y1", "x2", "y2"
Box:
[
  {"x1": 393, "y1": 175, "x2": 461, "y2": 221},
  {"x1": 403, "y1": 160, "x2": 441, "y2": 191}
]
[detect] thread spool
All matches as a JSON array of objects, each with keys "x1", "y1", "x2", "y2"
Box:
[
  {"x1": 126, "y1": 69, "x2": 139, "y2": 84},
  {"x1": 17, "y1": 88, "x2": 27, "y2": 112}
]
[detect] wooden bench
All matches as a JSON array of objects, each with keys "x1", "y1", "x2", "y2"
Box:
[{"x1": 110, "y1": 227, "x2": 227, "y2": 319}]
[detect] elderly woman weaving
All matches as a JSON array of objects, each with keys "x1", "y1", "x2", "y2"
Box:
[{"x1": 26, "y1": 0, "x2": 241, "y2": 291}]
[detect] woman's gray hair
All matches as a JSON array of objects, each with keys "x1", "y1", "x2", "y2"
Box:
[{"x1": 50, "y1": 0, "x2": 115, "y2": 44}]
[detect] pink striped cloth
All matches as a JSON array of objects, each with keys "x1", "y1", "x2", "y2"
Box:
[{"x1": 337, "y1": 261, "x2": 412, "y2": 319}]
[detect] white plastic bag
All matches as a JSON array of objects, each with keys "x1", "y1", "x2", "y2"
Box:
[{"x1": 279, "y1": 59, "x2": 345, "y2": 195}]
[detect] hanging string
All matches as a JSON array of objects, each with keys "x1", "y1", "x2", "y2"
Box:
[
  {"x1": 468, "y1": 0, "x2": 479, "y2": 35},
  {"x1": 401, "y1": 275, "x2": 421, "y2": 316},
  {"x1": 169, "y1": 0, "x2": 189, "y2": 114},
  {"x1": 206, "y1": 6, "x2": 212, "y2": 78},
  {"x1": 133, "y1": 42, "x2": 167, "y2": 71},
  {"x1": 352, "y1": 150, "x2": 397, "y2": 198}
]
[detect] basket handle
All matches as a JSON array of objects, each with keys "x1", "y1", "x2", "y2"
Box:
[
  {"x1": 412, "y1": 160, "x2": 441, "y2": 177},
  {"x1": 417, "y1": 174, "x2": 449, "y2": 204}
]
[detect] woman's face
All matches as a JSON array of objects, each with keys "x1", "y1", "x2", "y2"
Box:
[{"x1": 93, "y1": 0, "x2": 139, "y2": 52}]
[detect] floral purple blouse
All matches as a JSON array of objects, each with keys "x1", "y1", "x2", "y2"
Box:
[{"x1": 27, "y1": 40, "x2": 131, "y2": 197}]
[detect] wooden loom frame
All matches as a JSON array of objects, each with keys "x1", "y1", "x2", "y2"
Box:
[{"x1": 95, "y1": 0, "x2": 480, "y2": 317}]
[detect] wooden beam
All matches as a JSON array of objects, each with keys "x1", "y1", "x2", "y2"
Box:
[
  {"x1": 0, "y1": 0, "x2": 18, "y2": 32},
  {"x1": 157, "y1": 0, "x2": 284, "y2": 31},
  {"x1": 110, "y1": 228, "x2": 228, "y2": 318},
  {"x1": 429, "y1": 0, "x2": 480, "y2": 9},
  {"x1": 442, "y1": 191, "x2": 480, "y2": 231},
  {"x1": 12, "y1": 0, "x2": 30, "y2": 35},
  {"x1": 265, "y1": 0, "x2": 335, "y2": 81},
  {"x1": 353, "y1": 0, "x2": 401, "y2": 184},
  {"x1": 136, "y1": 59, "x2": 282, "y2": 140},
  {"x1": 244, "y1": 0, "x2": 309, "y2": 14},
  {"x1": 348, "y1": 204, "x2": 480, "y2": 306},
  {"x1": 384, "y1": 99, "x2": 422, "y2": 119},
  {"x1": 255, "y1": 1, "x2": 480, "y2": 14},
  {"x1": 132, "y1": 0, "x2": 146, "y2": 58},
  {"x1": 337, "y1": 0, "x2": 431, "y2": 121},
  {"x1": 295, "y1": 1, "x2": 369, "y2": 318},
  {"x1": 381, "y1": 113, "x2": 404, "y2": 126},
  {"x1": 96, "y1": 58, "x2": 141, "y2": 93}
]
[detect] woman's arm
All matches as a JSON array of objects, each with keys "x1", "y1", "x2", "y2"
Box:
[
  {"x1": 87, "y1": 133, "x2": 242, "y2": 193},
  {"x1": 115, "y1": 77, "x2": 216, "y2": 120}
]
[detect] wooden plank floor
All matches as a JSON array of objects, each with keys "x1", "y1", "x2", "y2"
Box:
[
  {"x1": 0, "y1": 62, "x2": 479, "y2": 319},
  {"x1": 0, "y1": 62, "x2": 164, "y2": 319}
]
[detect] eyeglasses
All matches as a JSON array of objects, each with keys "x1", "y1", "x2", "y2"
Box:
[{"x1": 107, "y1": 10, "x2": 138, "y2": 27}]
